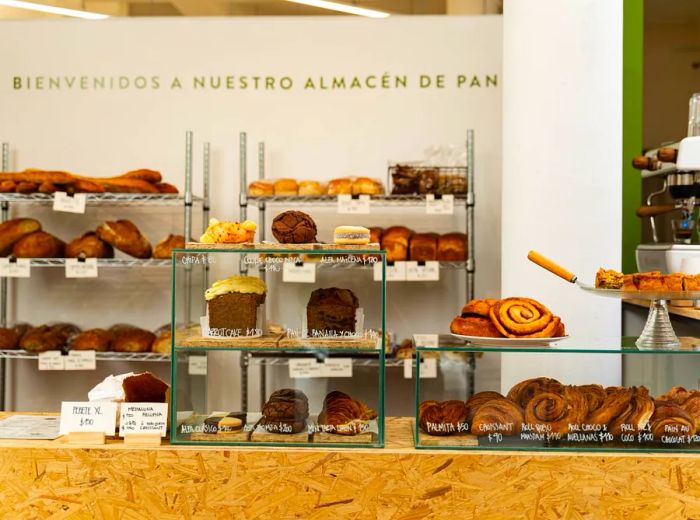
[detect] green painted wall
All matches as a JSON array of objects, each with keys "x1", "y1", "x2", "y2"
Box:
[{"x1": 622, "y1": 0, "x2": 644, "y2": 273}]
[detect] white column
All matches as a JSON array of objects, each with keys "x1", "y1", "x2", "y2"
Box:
[{"x1": 500, "y1": 0, "x2": 623, "y2": 392}]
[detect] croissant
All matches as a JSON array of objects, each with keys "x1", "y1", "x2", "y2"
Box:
[
  {"x1": 586, "y1": 386, "x2": 633, "y2": 426},
  {"x1": 524, "y1": 386, "x2": 587, "y2": 434},
  {"x1": 317, "y1": 391, "x2": 377, "y2": 436},
  {"x1": 465, "y1": 391, "x2": 506, "y2": 425},
  {"x1": 608, "y1": 386, "x2": 655, "y2": 436},
  {"x1": 470, "y1": 397, "x2": 524, "y2": 436},
  {"x1": 650, "y1": 400, "x2": 695, "y2": 438},
  {"x1": 681, "y1": 393, "x2": 700, "y2": 431},
  {"x1": 489, "y1": 298, "x2": 562, "y2": 338},
  {"x1": 418, "y1": 400, "x2": 469, "y2": 436},
  {"x1": 507, "y1": 377, "x2": 565, "y2": 409}
]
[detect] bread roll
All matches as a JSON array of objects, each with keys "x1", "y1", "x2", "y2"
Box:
[
  {"x1": 381, "y1": 226, "x2": 413, "y2": 262},
  {"x1": 248, "y1": 181, "x2": 274, "y2": 196},
  {"x1": 0, "y1": 218, "x2": 42, "y2": 256},
  {"x1": 96, "y1": 220, "x2": 152, "y2": 258},
  {"x1": 409, "y1": 232, "x2": 438, "y2": 261},
  {"x1": 273, "y1": 178, "x2": 298, "y2": 196},
  {"x1": 298, "y1": 180, "x2": 323, "y2": 196},
  {"x1": 153, "y1": 234, "x2": 185, "y2": 259},
  {"x1": 70, "y1": 328, "x2": 113, "y2": 351},
  {"x1": 327, "y1": 178, "x2": 352, "y2": 196},
  {"x1": 20, "y1": 323, "x2": 79, "y2": 352},
  {"x1": 351, "y1": 177, "x2": 384, "y2": 195},
  {"x1": 437, "y1": 233, "x2": 467, "y2": 262},
  {"x1": 65, "y1": 232, "x2": 114, "y2": 259},
  {"x1": 12, "y1": 231, "x2": 65, "y2": 258},
  {"x1": 112, "y1": 328, "x2": 156, "y2": 352},
  {"x1": 155, "y1": 182, "x2": 178, "y2": 194}
]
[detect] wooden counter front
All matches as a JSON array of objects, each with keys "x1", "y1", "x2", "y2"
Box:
[{"x1": 1, "y1": 416, "x2": 699, "y2": 519}]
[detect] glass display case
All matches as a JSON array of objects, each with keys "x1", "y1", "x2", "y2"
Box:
[
  {"x1": 171, "y1": 247, "x2": 386, "y2": 448},
  {"x1": 414, "y1": 335, "x2": 700, "y2": 452}
]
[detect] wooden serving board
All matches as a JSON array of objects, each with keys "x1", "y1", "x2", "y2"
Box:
[
  {"x1": 186, "y1": 242, "x2": 380, "y2": 251},
  {"x1": 314, "y1": 431, "x2": 377, "y2": 444},
  {"x1": 189, "y1": 430, "x2": 249, "y2": 442},
  {"x1": 278, "y1": 336, "x2": 379, "y2": 349},
  {"x1": 178, "y1": 334, "x2": 283, "y2": 348},
  {"x1": 249, "y1": 428, "x2": 312, "y2": 444},
  {"x1": 417, "y1": 431, "x2": 479, "y2": 447}
]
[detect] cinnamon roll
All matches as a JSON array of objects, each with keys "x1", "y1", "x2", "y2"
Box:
[
  {"x1": 507, "y1": 377, "x2": 565, "y2": 409},
  {"x1": 471, "y1": 397, "x2": 524, "y2": 436},
  {"x1": 489, "y1": 298, "x2": 562, "y2": 338},
  {"x1": 418, "y1": 400, "x2": 469, "y2": 436},
  {"x1": 650, "y1": 400, "x2": 696, "y2": 438},
  {"x1": 524, "y1": 387, "x2": 587, "y2": 434},
  {"x1": 577, "y1": 384, "x2": 606, "y2": 415},
  {"x1": 608, "y1": 386, "x2": 654, "y2": 436}
]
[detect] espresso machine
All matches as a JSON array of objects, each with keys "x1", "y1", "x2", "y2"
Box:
[{"x1": 635, "y1": 94, "x2": 700, "y2": 273}]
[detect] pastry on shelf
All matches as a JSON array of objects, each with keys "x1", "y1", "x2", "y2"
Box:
[
  {"x1": 20, "y1": 323, "x2": 80, "y2": 352},
  {"x1": 112, "y1": 327, "x2": 156, "y2": 353},
  {"x1": 390, "y1": 165, "x2": 421, "y2": 195},
  {"x1": 465, "y1": 391, "x2": 506, "y2": 425},
  {"x1": 409, "y1": 232, "x2": 438, "y2": 261},
  {"x1": 594, "y1": 268, "x2": 624, "y2": 289},
  {"x1": 248, "y1": 180, "x2": 274, "y2": 196},
  {"x1": 489, "y1": 298, "x2": 564, "y2": 338},
  {"x1": 0, "y1": 323, "x2": 30, "y2": 350},
  {"x1": 256, "y1": 388, "x2": 309, "y2": 435},
  {"x1": 523, "y1": 385, "x2": 588, "y2": 434},
  {"x1": 607, "y1": 386, "x2": 654, "y2": 436},
  {"x1": 65, "y1": 232, "x2": 114, "y2": 259},
  {"x1": 155, "y1": 182, "x2": 178, "y2": 194},
  {"x1": 307, "y1": 287, "x2": 358, "y2": 335},
  {"x1": 204, "y1": 412, "x2": 247, "y2": 434},
  {"x1": 298, "y1": 180, "x2": 323, "y2": 196},
  {"x1": 96, "y1": 219, "x2": 152, "y2": 258},
  {"x1": 12, "y1": 231, "x2": 65, "y2": 258},
  {"x1": 153, "y1": 234, "x2": 185, "y2": 259},
  {"x1": 635, "y1": 272, "x2": 666, "y2": 291},
  {"x1": 586, "y1": 386, "x2": 633, "y2": 427},
  {"x1": 199, "y1": 218, "x2": 256, "y2": 244},
  {"x1": 439, "y1": 173, "x2": 467, "y2": 194},
  {"x1": 649, "y1": 399, "x2": 696, "y2": 438},
  {"x1": 0, "y1": 218, "x2": 42, "y2": 256},
  {"x1": 381, "y1": 226, "x2": 413, "y2": 262},
  {"x1": 70, "y1": 328, "x2": 114, "y2": 351},
  {"x1": 437, "y1": 233, "x2": 467, "y2": 262},
  {"x1": 575, "y1": 383, "x2": 607, "y2": 415},
  {"x1": 327, "y1": 178, "x2": 353, "y2": 196},
  {"x1": 273, "y1": 178, "x2": 298, "y2": 196},
  {"x1": 506, "y1": 377, "x2": 565, "y2": 408},
  {"x1": 418, "y1": 400, "x2": 469, "y2": 436},
  {"x1": 417, "y1": 169, "x2": 440, "y2": 194},
  {"x1": 317, "y1": 391, "x2": 377, "y2": 435},
  {"x1": 470, "y1": 396, "x2": 524, "y2": 435},
  {"x1": 351, "y1": 177, "x2": 384, "y2": 195},
  {"x1": 272, "y1": 211, "x2": 317, "y2": 244},
  {"x1": 333, "y1": 226, "x2": 370, "y2": 245},
  {"x1": 206, "y1": 276, "x2": 266, "y2": 332}
]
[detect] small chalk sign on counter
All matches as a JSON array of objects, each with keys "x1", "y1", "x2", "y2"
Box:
[
  {"x1": 282, "y1": 261, "x2": 316, "y2": 283},
  {"x1": 406, "y1": 261, "x2": 440, "y2": 281},
  {"x1": 59, "y1": 401, "x2": 118, "y2": 436},
  {"x1": 53, "y1": 192, "x2": 87, "y2": 214},
  {"x1": 425, "y1": 194, "x2": 454, "y2": 215},
  {"x1": 374, "y1": 261, "x2": 406, "y2": 281},
  {"x1": 65, "y1": 258, "x2": 98, "y2": 278},
  {"x1": 0, "y1": 258, "x2": 30, "y2": 278},
  {"x1": 337, "y1": 194, "x2": 371, "y2": 214},
  {"x1": 404, "y1": 358, "x2": 438, "y2": 379},
  {"x1": 119, "y1": 403, "x2": 168, "y2": 438}
]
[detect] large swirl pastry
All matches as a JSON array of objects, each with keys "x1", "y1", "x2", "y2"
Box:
[
  {"x1": 489, "y1": 298, "x2": 563, "y2": 338},
  {"x1": 317, "y1": 391, "x2": 377, "y2": 436},
  {"x1": 465, "y1": 391, "x2": 506, "y2": 425},
  {"x1": 507, "y1": 377, "x2": 565, "y2": 409},
  {"x1": 418, "y1": 400, "x2": 469, "y2": 436},
  {"x1": 650, "y1": 400, "x2": 696, "y2": 438},
  {"x1": 586, "y1": 386, "x2": 633, "y2": 426},
  {"x1": 657, "y1": 386, "x2": 692, "y2": 404},
  {"x1": 470, "y1": 397, "x2": 524, "y2": 435},
  {"x1": 681, "y1": 393, "x2": 700, "y2": 431},
  {"x1": 607, "y1": 386, "x2": 655, "y2": 436},
  {"x1": 576, "y1": 384, "x2": 607, "y2": 415},
  {"x1": 524, "y1": 386, "x2": 587, "y2": 434}
]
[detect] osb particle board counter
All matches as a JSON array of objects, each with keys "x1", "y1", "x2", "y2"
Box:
[{"x1": 1, "y1": 416, "x2": 699, "y2": 519}]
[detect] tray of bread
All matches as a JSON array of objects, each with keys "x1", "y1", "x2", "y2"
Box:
[{"x1": 450, "y1": 297, "x2": 567, "y2": 347}]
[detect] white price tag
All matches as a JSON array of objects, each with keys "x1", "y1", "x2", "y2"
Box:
[
  {"x1": 65, "y1": 258, "x2": 98, "y2": 278},
  {"x1": 282, "y1": 261, "x2": 316, "y2": 283},
  {"x1": 337, "y1": 194, "x2": 371, "y2": 214},
  {"x1": 64, "y1": 350, "x2": 96, "y2": 371},
  {"x1": 413, "y1": 334, "x2": 439, "y2": 348},
  {"x1": 289, "y1": 358, "x2": 324, "y2": 379},
  {"x1": 0, "y1": 258, "x2": 30, "y2": 278},
  {"x1": 119, "y1": 403, "x2": 168, "y2": 437},
  {"x1": 425, "y1": 194, "x2": 454, "y2": 215},
  {"x1": 374, "y1": 261, "x2": 406, "y2": 281},
  {"x1": 38, "y1": 351, "x2": 64, "y2": 371},
  {"x1": 323, "y1": 358, "x2": 353, "y2": 378},
  {"x1": 59, "y1": 401, "x2": 117, "y2": 435},
  {"x1": 403, "y1": 358, "x2": 438, "y2": 379},
  {"x1": 406, "y1": 261, "x2": 440, "y2": 281},
  {"x1": 403, "y1": 359, "x2": 414, "y2": 379},
  {"x1": 188, "y1": 355, "x2": 207, "y2": 375},
  {"x1": 53, "y1": 192, "x2": 87, "y2": 214}
]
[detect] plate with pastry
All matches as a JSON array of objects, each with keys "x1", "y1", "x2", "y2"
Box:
[{"x1": 450, "y1": 297, "x2": 568, "y2": 347}]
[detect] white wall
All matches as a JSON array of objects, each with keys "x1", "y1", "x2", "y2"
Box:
[
  {"x1": 0, "y1": 16, "x2": 503, "y2": 411},
  {"x1": 500, "y1": 0, "x2": 623, "y2": 391}
]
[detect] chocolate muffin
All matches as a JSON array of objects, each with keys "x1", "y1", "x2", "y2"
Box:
[{"x1": 271, "y1": 211, "x2": 317, "y2": 244}]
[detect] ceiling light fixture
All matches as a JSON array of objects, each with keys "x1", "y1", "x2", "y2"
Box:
[
  {"x1": 0, "y1": 0, "x2": 109, "y2": 19},
  {"x1": 284, "y1": 0, "x2": 390, "y2": 18}
]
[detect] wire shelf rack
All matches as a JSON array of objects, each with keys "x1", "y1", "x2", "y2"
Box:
[{"x1": 0, "y1": 193, "x2": 202, "y2": 206}]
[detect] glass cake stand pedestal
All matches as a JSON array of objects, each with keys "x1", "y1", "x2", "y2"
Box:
[{"x1": 580, "y1": 287, "x2": 700, "y2": 350}]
